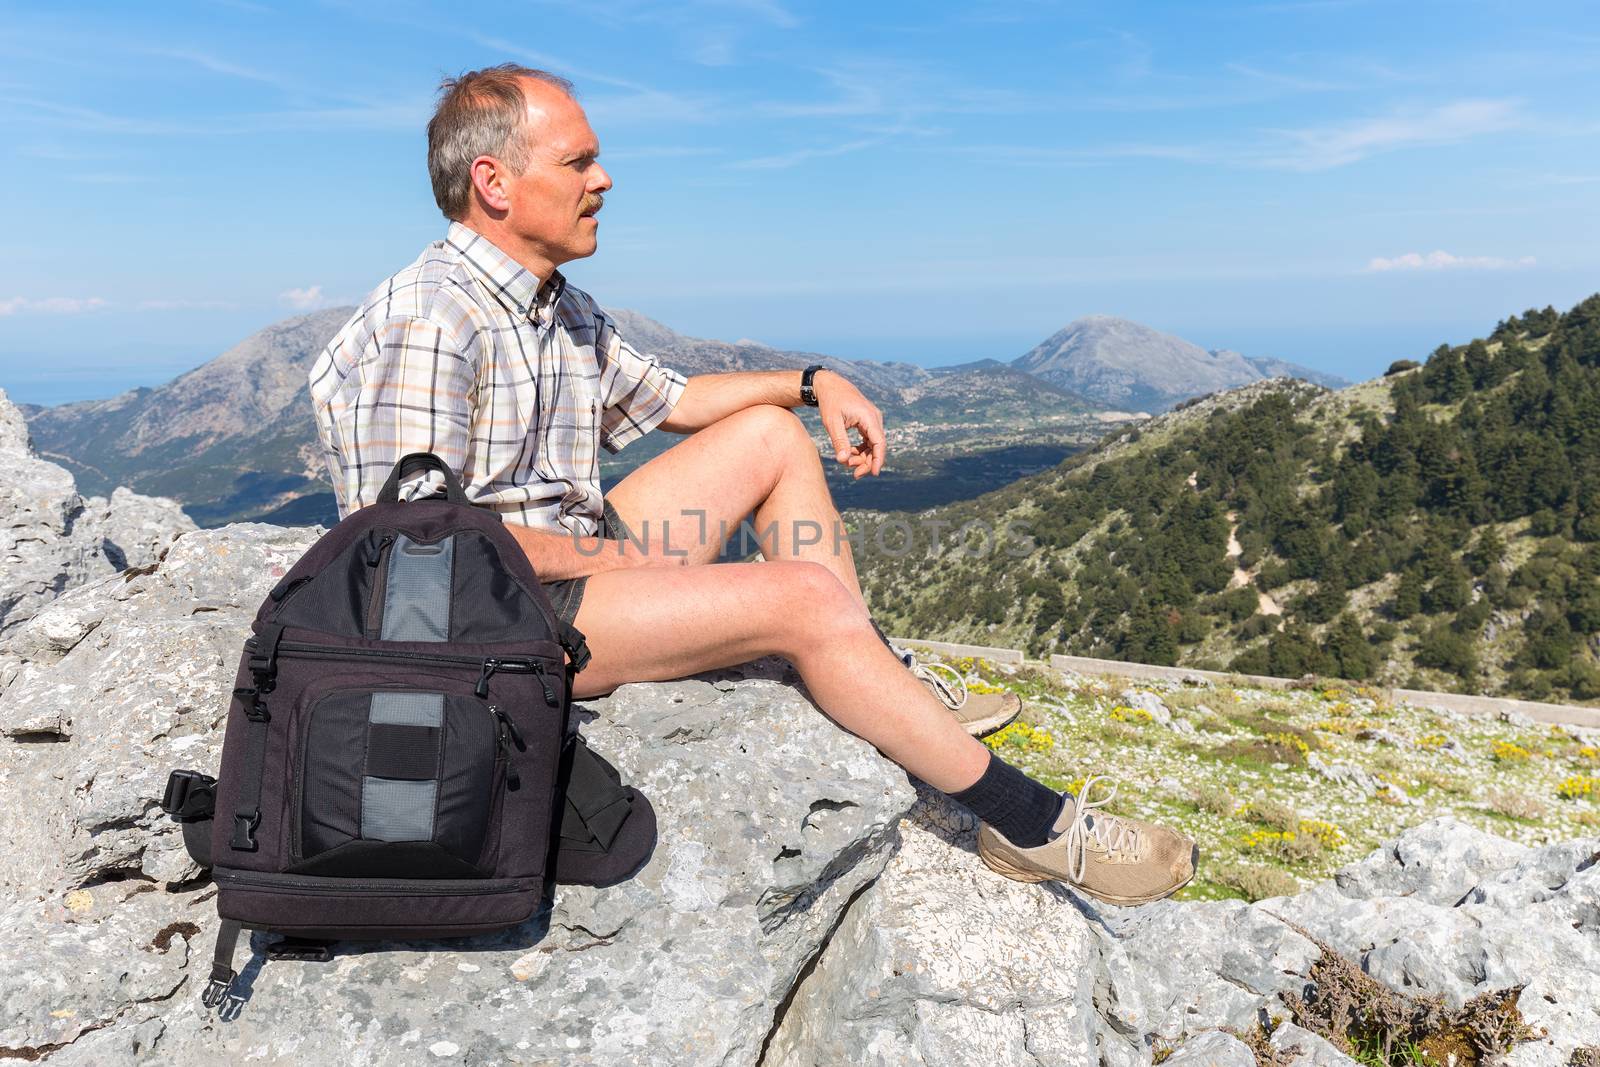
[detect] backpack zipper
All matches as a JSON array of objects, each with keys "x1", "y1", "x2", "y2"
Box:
[
  {"x1": 214, "y1": 868, "x2": 531, "y2": 896},
  {"x1": 245, "y1": 637, "x2": 556, "y2": 705},
  {"x1": 488, "y1": 704, "x2": 525, "y2": 789},
  {"x1": 363, "y1": 532, "x2": 397, "y2": 638}
]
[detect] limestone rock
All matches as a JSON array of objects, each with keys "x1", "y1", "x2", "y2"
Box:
[
  {"x1": 1269, "y1": 1022, "x2": 1359, "y2": 1067},
  {"x1": 0, "y1": 524, "x2": 316, "y2": 889},
  {"x1": 1, "y1": 508, "x2": 1596, "y2": 1065},
  {"x1": 1119, "y1": 688, "x2": 1172, "y2": 726},
  {"x1": 1306, "y1": 752, "x2": 1380, "y2": 798},
  {"x1": 764, "y1": 788, "x2": 1131, "y2": 1067},
  {"x1": 0, "y1": 387, "x2": 195, "y2": 641},
  {"x1": 0, "y1": 523, "x2": 918, "y2": 1064},
  {"x1": 1164, "y1": 1030, "x2": 1258, "y2": 1067},
  {"x1": 1332, "y1": 815, "x2": 1531, "y2": 905}
]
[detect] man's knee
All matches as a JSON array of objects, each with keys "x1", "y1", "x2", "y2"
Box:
[
  {"x1": 725, "y1": 404, "x2": 816, "y2": 466},
  {"x1": 763, "y1": 560, "x2": 868, "y2": 648}
]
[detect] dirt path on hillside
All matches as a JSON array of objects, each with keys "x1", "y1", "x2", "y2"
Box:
[{"x1": 1225, "y1": 510, "x2": 1282, "y2": 617}]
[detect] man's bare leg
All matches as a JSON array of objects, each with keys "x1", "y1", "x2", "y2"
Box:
[
  {"x1": 569, "y1": 558, "x2": 990, "y2": 793},
  {"x1": 604, "y1": 404, "x2": 870, "y2": 613}
]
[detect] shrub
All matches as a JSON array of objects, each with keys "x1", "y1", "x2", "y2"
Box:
[
  {"x1": 1212, "y1": 863, "x2": 1299, "y2": 901},
  {"x1": 1557, "y1": 776, "x2": 1598, "y2": 800},
  {"x1": 1190, "y1": 782, "x2": 1237, "y2": 815},
  {"x1": 1486, "y1": 789, "x2": 1546, "y2": 821},
  {"x1": 1492, "y1": 741, "x2": 1534, "y2": 763},
  {"x1": 1241, "y1": 799, "x2": 1300, "y2": 832}
]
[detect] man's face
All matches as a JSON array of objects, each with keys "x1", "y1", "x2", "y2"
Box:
[{"x1": 499, "y1": 79, "x2": 612, "y2": 270}]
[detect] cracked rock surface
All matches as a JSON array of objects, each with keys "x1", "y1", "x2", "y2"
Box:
[
  {"x1": 1, "y1": 515, "x2": 1597, "y2": 1064},
  {"x1": 0, "y1": 524, "x2": 915, "y2": 1064},
  {"x1": 0, "y1": 386, "x2": 194, "y2": 643}
]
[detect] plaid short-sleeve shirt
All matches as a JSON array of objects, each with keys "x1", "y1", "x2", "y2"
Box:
[{"x1": 308, "y1": 221, "x2": 687, "y2": 535}]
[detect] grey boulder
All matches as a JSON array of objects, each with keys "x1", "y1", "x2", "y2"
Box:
[{"x1": 0, "y1": 386, "x2": 195, "y2": 640}]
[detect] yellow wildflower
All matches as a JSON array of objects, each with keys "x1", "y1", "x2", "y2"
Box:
[
  {"x1": 1109, "y1": 706, "x2": 1154, "y2": 726},
  {"x1": 1297, "y1": 819, "x2": 1346, "y2": 849},
  {"x1": 982, "y1": 721, "x2": 1055, "y2": 754},
  {"x1": 1242, "y1": 828, "x2": 1296, "y2": 850},
  {"x1": 1556, "y1": 776, "x2": 1597, "y2": 800},
  {"x1": 1492, "y1": 741, "x2": 1533, "y2": 763},
  {"x1": 1264, "y1": 732, "x2": 1311, "y2": 757}
]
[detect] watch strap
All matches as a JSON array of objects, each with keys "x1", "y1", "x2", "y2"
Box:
[{"x1": 800, "y1": 364, "x2": 824, "y2": 406}]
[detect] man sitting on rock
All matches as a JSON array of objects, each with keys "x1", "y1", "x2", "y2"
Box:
[{"x1": 308, "y1": 64, "x2": 1198, "y2": 905}]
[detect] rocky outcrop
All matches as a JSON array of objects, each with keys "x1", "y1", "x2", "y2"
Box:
[
  {"x1": 0, "y1": 524, "x2": 915, "y2": 1063},
  {"x1": 0, "y1": 386, "x2": 194, "y2": 641},
  {"x1": 764, "y1": 787, "x2": 1125, "y2": 1067},
  {"x1": 0, "y1": 519, "x2": 1596, "y2": 1065}
]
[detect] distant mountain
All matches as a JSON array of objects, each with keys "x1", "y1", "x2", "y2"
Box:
[
  {"x1": 1011, "y1": 315, "x2": 1346, "y2": 411},
  {"x1": 601, "y1": 308, "x2": 929, "y2": 403},
  {"x1": 22, "y1": 308, "x2": 355, "y2": 526},
  {"x1": 20, "y1": 307, "x2": 1110, "y2": 528}
]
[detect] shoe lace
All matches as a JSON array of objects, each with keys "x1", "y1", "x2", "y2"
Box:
[
  {"x1": 1060, "y1": 775, "x2": 1144, "y2": 883},
  {"x1": 909, "y1": 660, "x2": 968, "y2": 709}
]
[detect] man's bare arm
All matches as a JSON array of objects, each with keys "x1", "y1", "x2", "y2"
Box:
[
  {"x1": 656, "y1": 370, "x2": 810, "y2": 433},
  {"x1": 657, "y1": 368, "x2": 887, "y2": 478}
]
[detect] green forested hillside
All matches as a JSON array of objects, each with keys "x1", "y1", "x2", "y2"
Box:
[{"x1": 856, "y1": 295, "x2": 1600, "y2": 703}]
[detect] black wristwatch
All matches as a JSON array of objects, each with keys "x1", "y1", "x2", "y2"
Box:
[{"x1": 800, "y1": 364, "x2": 825, "y2": 407}]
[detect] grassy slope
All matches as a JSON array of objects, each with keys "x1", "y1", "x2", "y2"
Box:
[{"x1": 939, "y1": 651, "x2": 1600, "y2": 903}]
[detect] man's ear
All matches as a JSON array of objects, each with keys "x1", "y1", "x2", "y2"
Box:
[{"x1": 470, "y1": 156, "x2": 511, "y2": 214}]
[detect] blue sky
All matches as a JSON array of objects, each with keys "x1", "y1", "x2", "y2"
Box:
[{"x1": 1, "y1": 0, "x2": 1597, "y2": 405}]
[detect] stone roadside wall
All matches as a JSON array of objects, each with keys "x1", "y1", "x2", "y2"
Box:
[{"x1": 888, "y1": 636, "x2": 1600, "y2": 730}]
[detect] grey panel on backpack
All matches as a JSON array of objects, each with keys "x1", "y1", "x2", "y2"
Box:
[
  {"x1": 380, "y1": 533, "x2": 454, "y2": 642},
  {"x1": 361, "y1": 777, "x2": 438, "y2": 841},
  {"x1": 369, "y1": 691, "x2": 444, "y2": 727}
]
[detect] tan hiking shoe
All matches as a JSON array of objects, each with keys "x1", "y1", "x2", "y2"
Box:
[
  {"x1": 976, "y1": 775, "x2": 1198, "y2": 905},
  {"x1": 901, "y1": 656, "x2": 1021, "y2": 738}
]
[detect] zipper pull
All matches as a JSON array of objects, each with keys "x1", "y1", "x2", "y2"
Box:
[
  {"x1": 475, "y1": 659, "x2": 500, "y2": 698},
  {"x1": 492, "y1": 706, "x2": 526, "y2": 751},
  {"x1": 489, "y1": 706, "x2": 522, "y2": 789},
  {"x1": 365, "y1": 532, "x2": 395, "y2": 567},
  {"x1": 532, "y1": 664, "x2": 555, "y2": 706}
]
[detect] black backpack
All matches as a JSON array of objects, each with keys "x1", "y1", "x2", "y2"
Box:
[{"x1": 161, "y1": 453, "x2": 655, "y2": 1017}]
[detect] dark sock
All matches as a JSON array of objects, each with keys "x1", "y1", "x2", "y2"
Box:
[{"x1": 948, "y1": 751, "x2": 1066, "y2": 848}]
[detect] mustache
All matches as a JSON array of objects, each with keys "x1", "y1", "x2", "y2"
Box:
[{"x1": 580, "y1": 194, "x2": 604, "y2": 216}]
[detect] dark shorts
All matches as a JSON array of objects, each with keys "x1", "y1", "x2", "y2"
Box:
[{"x1": 541, "y1": 498, "x2": 626, "y2": 627}]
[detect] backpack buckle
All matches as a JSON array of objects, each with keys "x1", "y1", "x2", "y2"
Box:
[
  {"x1": 201, "y1": 962, "x2": 243, "y2": 1019},
  {"x1": 558, "y1": 621, "x2": 591, "y2": 673},
  {"x1": 230, "y1": 809, "x2": 260, "y2": 851},
  {"x1": 267, "y1": 937, "x2": 334, "y2": 962},
  {"x1": 233, "y1": 686, "x2": 271, "y2": 723},
  {"x1": 161, "y1": 769, "x2": 215, "y2": 820}
]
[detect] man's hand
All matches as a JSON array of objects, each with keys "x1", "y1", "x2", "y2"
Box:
[{"x1": 815, "y1": 370, "x2": 886, "y2": 479}]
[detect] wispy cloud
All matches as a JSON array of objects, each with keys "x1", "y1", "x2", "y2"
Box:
[
  {"x1": 136, "y1": 298, "x2": 238, "y2": 311},
  {"x1": 943, "y1": 98, "x2": 1533, "y2": 172},
  {"x1": 68, "y1": 173, "x2": 151, "y2": 184},
  {"x1": 1365, "y1": 250, "x2": 1537, "y2": 272},
  {"x1": 1224, "y1": 62, "x2": 1356, "y2": 93},
  {"x1": 1263, "y1": 98, "x2": 1525, "y2": 169},
  {"x1": 733, "y1": 137, "x2": 881, "y2": 169},
  {"x1": 701, "y1": 0, "x2": 799, "y2": 29},
  {"x1": 280, "y1": 286, "x2": 331, "y2": 309},
  {"x1": 0, "y1": 296, "x2": 109, "y2": 316}
]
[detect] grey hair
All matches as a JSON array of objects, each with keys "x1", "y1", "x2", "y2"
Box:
[{"x1": 427, "y1": 63, "x2": 577, "y2": 220}]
